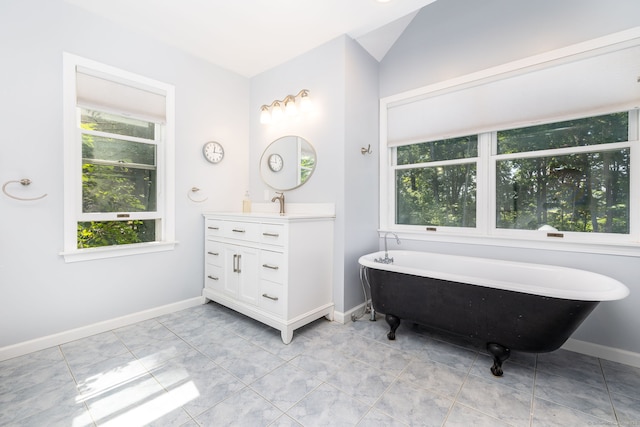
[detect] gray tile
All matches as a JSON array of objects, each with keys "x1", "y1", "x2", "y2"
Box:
[
  {"x1": 414, "y1": 337, "x2": 478, "y2": 372},
  {"x1": 0, "y1": 346, "x2": 65, "y2": 380},
  {"x1": 195, "y1": 387, "x2": 282, "y2": 426},
  {"x1": 601, "y1": 358, "x2": 640, "y2": 399},
  {"x1": 288, "y1": 383, "x2": 370, "y2": 426},
  {"x1": 399, "y1": 358, "x2": 467, "y2": 399},
  {"x1": 444, "y1": 403, "x2": 512, "y2": 426},
  {"x1": 289, "y1": 346, "x2": 351, "y2": 382},
  {"x1": 151, "y1": 352, "x2": 244, "y2": 417},
  {"x1": 357, "y1": 408, "x2": 409, "y2": 426},
  {"x1": 72, "y1": 352, "x2": 148, "y2": 397},
  {"x1": 325, "y1": 357, "x2": 396, "y2": 405},
  {"x1": 61, "y1": 331, "x2": 130, "y2": 372},
  {"x1": 534, "y1": 370, "x2": 616, "y2": 423},
  {"x1": 536, "y1": 348, "x2": 606, "y2": 388},
  {"x1": 457, "y1": 373, "x2": 532, "y2": 426},
  {"x1": 0, "y1": 378, "x2": 80, "y2": 425},
  {"x1": 531, "y1": 397, "x2": 616, "y2": 427},
  {"x1": 352, "y1": 340, "x2": 413, "y2": 376},
  {"x1": 216, "y1": 342, "x2": 286, "y2": 384},
  {"x1": 8, "y1": 400, "x2": 94, "y2": 427},
  {"x1": 269, "y1": 414, "x2": 304, "y2": 426},
  {"x1": 375, "y1": 377, "x2": 453, "y2": 427},
  {"x1": 250, "y1": 363, "x2": 322, "y2": 411},
  {"x1": 610, "y1": 392, "x2": 640, "y2": 426},
  {"x1": 82, "y1": 372, "x2": 179, "y2": 425}
]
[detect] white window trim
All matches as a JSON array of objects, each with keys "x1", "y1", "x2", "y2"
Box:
[
  {"x1": 379, "y1": 28, "x2": 640, "y2": 257},
  {"x1": 62, "y1": 53, "x2": 176, "y2": 262}
]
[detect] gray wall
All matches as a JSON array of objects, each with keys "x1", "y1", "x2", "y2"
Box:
[
  {"x1": 0, "y1": 0, "x2": 250, "y2": 348},
  {"x1": 378, "y1": 0, "x2": 640, "y2": 354},
  {"x1": 249, "y1": 36, "x2": 380, "y2": 314}
]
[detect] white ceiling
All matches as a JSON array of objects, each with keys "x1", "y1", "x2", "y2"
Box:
[{"x1": 63, "y1": 0, "x2": 436, "y2": 77}]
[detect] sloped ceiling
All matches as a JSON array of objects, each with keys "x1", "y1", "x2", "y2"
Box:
[{"x1": 63, "y1": 0, "x2": 434, "y2": 77}]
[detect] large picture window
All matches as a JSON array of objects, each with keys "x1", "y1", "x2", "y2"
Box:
[
  {"x1": 63, "y1": 53, "x2": 175, "y2": 262},
  {"x1": 381, "y1": 32, "x2": 640, "y2": 253}
]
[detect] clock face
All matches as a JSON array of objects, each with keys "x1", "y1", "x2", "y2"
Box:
[
  {"x1": 268, "y1": 153, "x2": 283, "y2": 172},
  {"x1": 203, "y1": 141, "x2": 224, "y2": 164}
]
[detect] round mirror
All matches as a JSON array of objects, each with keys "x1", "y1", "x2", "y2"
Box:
[{"x1": 260, "y1": 136, "x2": 317, "y2": 191}]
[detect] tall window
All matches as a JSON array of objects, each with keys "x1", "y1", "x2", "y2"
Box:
[{"x1": 63, "y1": 54, "x2": 175, "y2": 262}]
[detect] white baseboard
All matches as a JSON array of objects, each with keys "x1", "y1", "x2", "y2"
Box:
[
  {"x1": 0, "y1": 297, "x2": 204, "y2": 362},
  {"x1": 334, "y1": 302, "x2": 371, "y2": 324},
  {"x1": 562, "y1": 338, "x2": 640, "y2": 369}
]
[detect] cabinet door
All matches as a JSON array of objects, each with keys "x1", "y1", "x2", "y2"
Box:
[
  {"x1": 236, "y1": 246, "x2": 260, "y2": 306},
  {"x1": 223, "y1": 246, "x2": 239, "y2": 296}
]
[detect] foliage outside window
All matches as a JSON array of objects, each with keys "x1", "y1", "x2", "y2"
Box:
[
  {"x1": 391, "y1": 111, "x2": 636, "y2": 240},
  {"x1": 396, "y1": 136, "x2": 477, "y2": 227},
  {"x1": 78, "y1": 108, "x2": 160, "y2": 248}
]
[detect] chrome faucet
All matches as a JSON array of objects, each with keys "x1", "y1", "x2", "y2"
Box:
[
  {"x1": 271, "y1": 192, "x2": 285, "y2": 215},
  {"x1": 375, "y1": 232, "x2": 400, "y2": 264}
]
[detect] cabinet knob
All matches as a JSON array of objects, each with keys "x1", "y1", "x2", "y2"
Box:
[
  {"x1": 262, "y1": 293, "x2": 279, "y2": 301},
  {"x1": 207, "y1": 251, "x2": 219, "y2": 256},
  {"x1": 208, "y1": 226, "x2": 219, "y2": 230},
  {"x1": 262, "y1": 232, "x2": 280, "y2": 237},
  {"x1": 262, "y1": 264, "x2": 279, "y2": 270},
  {"x1": 232, "y1": 228, "x2": 246, "y2": 233},
  {"x1": 207, "y1": 275, "x2": 219, "y2": 281}
]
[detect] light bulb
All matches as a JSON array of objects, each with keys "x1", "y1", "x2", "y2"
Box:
[
  {"x1": 299, "y1": 91, "x2": 311, "y2": 112},
  {"x1": 271, "y1": 101, "x2": 283, "y2": 121},
  {"x1": 259, "y1": 106, "x2": 271, "y2": 124},
  {"x1": 285, "y1": 96, "x2": 297, "y2": 115}
]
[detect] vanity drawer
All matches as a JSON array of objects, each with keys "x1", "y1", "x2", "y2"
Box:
[
  {"x1": 259, "y1": 280, "x2": 285, "y2": 317},
  {"x1": 205, "y1": 241, "x2": 224, "y2": 266},
  {"x1": 260, "y1": 250, "x2": 285, "y2": 283},
  {"x1": 205, "y1": 264, "x2": 224, "y2": 292},
  {"x1": 205, "y1": 219, "x2": 225, "y2": 237},
  {"x1": 260, "y1": 223, "x2": 286, "y2": 246},
  {"x1": 222, "y1": 221, "x2": 261, "y2": 242}
]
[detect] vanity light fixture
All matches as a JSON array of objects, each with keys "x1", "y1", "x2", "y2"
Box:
[{"x1": 260, "y1": 89, "x2": 311, "y2": 124}]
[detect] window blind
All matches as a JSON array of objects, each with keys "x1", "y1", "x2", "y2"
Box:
[{"x1": 387, "y1": 43, "x2": 640, "y2": 147}]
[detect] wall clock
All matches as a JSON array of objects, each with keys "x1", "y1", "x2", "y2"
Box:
[
  {"x1": 268, "y1": 153, "x2": 283, "y2": 172},
  {"x1": 202, "y1": 141, "x2": 224, "y2": 164}
]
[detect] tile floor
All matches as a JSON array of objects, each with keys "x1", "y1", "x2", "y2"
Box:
[{"x1": 1, "y1": 302, "x2": 639, "y2": 426}]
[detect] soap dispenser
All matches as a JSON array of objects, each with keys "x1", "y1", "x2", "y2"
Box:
[{"x1": 242, "y1": 190, "x2": 251, "y2": 213}]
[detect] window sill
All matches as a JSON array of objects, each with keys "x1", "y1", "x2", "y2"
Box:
[
  {"x1": 380, "y1": 228, "x2": 640, "y2": 258},
  {"x1": 60, "y1": 241, "x2": 178, "y2": 263}
]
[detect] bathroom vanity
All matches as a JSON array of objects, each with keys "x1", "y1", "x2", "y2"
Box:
[{"x1": 202, "y1": 208, "x2": 334, "y2": 343}]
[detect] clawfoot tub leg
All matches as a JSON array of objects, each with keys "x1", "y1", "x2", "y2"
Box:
[
  {"x1": 385, "y1": 314, "x2": 401, "y2": 340},
  {"x1": 487, "y1": 343, "x2": 511, "y2": 376}
]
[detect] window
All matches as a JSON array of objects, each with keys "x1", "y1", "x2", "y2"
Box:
[
  {"x1": 63, "y1": 53, "x2": 175, "y2": 262},
  {"x1": 390, "y1": 111, "x2": 636, "y2": 241},
  {"x1": 381, "y1": 30, "x2": 640, "y2": 254}
]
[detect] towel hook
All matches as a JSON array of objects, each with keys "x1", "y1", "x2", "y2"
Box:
[
  {"x1": 2, "y1": 179, "x2": 48, "y2": 201},
  {"x1": 187, "y1": 186, "x2": 208, "y2": 203}
]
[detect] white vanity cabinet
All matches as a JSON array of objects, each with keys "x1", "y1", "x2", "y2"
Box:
[{"x1": 202, "y1": 212, "x2": 334, "y2": 343}]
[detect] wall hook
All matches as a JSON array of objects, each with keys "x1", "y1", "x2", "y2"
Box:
[
  {"x1": 2, "y1": 179, "x2": 48, "y2": 201},
  {"x1": 361, "y1": 144, "x2": 372, "y2": 155},
  {"x1": 187, "y1": 186, "x2": 208, "y2": 203}
]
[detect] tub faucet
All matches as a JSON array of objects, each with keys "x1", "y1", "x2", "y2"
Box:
[
  {"x1": 271, "y1": 192, "x2": 285, "y2": 215},
  {"x1": 375, "y1": 232, "x2": 400, "y2": 264}
]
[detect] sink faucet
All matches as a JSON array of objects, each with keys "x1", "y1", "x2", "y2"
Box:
[
  {"x1": 375, "y1": 232, "x2": 400, "y2": 264},
  {"x1": 271, "y1": 192, "x2": 285, "y2": 215}
]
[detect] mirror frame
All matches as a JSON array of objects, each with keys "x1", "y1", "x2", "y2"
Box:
[{"x1": 259, "y1": 135, "x2": 317, "y2": 191}]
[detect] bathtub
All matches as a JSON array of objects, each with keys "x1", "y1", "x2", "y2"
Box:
[{"x1": 358, "y1": 250, "x2": 629, "y2": 376}]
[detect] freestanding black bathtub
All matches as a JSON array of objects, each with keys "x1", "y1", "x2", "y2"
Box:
[{"x1": 358, "y1": 250, "x2": 629, "y2": 376}]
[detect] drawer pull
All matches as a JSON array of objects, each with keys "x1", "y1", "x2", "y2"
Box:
[
  {"x1": 207, "y1": 275, "x2": 219, "y2": 281},
  {"x1": 232, "y1": 228, "x2": 246, "y2": 233},
  {"x1": 262, "y1": 264, "x2": 279, "y2": 270},
  {"x1": 262, "y1": 293, "x2": 279, "y2": 301},
  {"x1": 207, "y1": 251, "x2": 219, "y2": 256},
  {"x1": 208, "y1": 226, "x2": 219, "y2": 230},
  {"x1": 263, "y1": 232, "x2": 280, "y2": 237}
]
